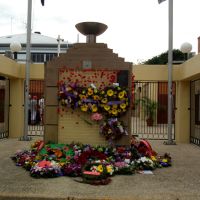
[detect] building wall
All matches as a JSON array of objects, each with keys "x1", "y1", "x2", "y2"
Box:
[{"x1": 1, "y1": 52, "x2": 200, "y2": 143}]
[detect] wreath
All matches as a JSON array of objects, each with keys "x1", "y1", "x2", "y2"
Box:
[{"x1": 81, "y1": 160, "x2": 112, "y2": 185}]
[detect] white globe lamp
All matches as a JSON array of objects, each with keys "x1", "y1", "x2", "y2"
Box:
[
  {"x1": 180, "y1": 42, "x2": 192, "y2": 53},
  {"x1": 10, "y1": 41, "x2": 22, "y2": 60}
]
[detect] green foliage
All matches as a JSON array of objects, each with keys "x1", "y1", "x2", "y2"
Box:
[
  {"x1": 135, "y1": 97, "x2": 158, "y2": 120},
  {"x1": 143, "y1": 49, "x2": 185, "y2": 65}
]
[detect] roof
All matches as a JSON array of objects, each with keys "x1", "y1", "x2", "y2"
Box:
[{"x1": 0, "y1": 33, "x2": 69, "y2": 45}]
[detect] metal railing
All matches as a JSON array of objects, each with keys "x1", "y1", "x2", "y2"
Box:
[
  {"x1": 190, "y1": 80, "x2": 200, "y2": 146},
  {"x1": 132, "y1": 81, "x2": 175, "y2": 140},
  {"x1": 28, "y1": 80, "x2": 44, "y2": 136}
]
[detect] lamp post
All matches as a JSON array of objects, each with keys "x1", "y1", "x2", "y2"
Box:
[
  {"x1": 10, "y1": 41, "x2": 22, "y2": 60},
  {"x1": 160, "y1": 0, "x2": 176, "y2": 145},
  {"x1": 180, "y1": 42, "x2": 192, "y2": 60},
  {"x1": 20, "y1": 0, "x2": 32, "y2": 141}
]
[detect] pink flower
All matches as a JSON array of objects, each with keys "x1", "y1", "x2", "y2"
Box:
[
  {"x1": 91, "y1": 113, "x2": 103, "y2": 122},
  {"x1": 37, "y1": 160, "x2": 51, "y2": 168},
  {"x1": 83, "y1": 171, "x2": 100, "y2": 176}
]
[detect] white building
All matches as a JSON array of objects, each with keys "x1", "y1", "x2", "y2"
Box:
[{"x1": 0, "y1": 32, "x2": 72, "y2": 63}]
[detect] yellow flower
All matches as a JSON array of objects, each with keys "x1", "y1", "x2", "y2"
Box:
[
  {"x1": 97, "y1": 165, "x2": 103, "y2": 173},
  {"x1": 111, "y1": 109, "x2": 118, "y2": 115},
  {"x1": 107, "y1": 89, "x2": 114, "y2": 96},
  {"x1": 101, "y1": 98, "x2": 108, "y2": 104},
  {"x1": 106, "y1": 165, "x2": 113, "y2": 174},
  {"x1": 79, "y1": 94, "x2": 86, "y2": 100},
  {"x1": 91, "y1": 104, "x2": 98, "y2": 112},
  {"x1": 162, "y1": 159, "x2": 168, "y2": 163},
  {"x1": 87, "y1": 88, "x2": 93, "y2": 96},
  {"x1": 151, "y1": 156, "x2": 157, "y2": 161},
  {"x1": 93, "y1": 95, "x2": 100, "y2": 101},
  {"x1": 81, "y1": 104, "x2": 88, "y2": 112},
  {"x1": 118, "y1": 91, "x2": 125, "y2": 99},
  {"x1": 104, "y1": 105, "x2": 110, "y2": 111},
  {"x1": 120, "y1": 103, "x2": 126, "y2": 109}
]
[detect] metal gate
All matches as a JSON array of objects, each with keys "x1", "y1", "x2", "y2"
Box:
[
  {"x1": 0, "y1": 77, "x2": 9, "y2": 139},
  {"x1": 132, "y1": 81, "x2": 175, "y2": 140},
  {"x1": 190, "y1": 80, "x2": 200, "y2": 146},
  {"x1": 28, "y1": 80, "x2": 44, "y2": 136}
]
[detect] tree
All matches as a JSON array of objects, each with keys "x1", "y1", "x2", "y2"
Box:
[{"x1": 143, "y1": 49, "x2": 185, "y2": 65}]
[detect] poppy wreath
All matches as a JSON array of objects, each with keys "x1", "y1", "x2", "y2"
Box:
[
  {"x1": 82, "y1": 160, "x2": 111, "y2": 185},
  {"x1": 78, "y1": 85, "x2": 100, "y2": 113},
  {"x1": 99, "y1": 85, "x2": 129, "y2": 118}
]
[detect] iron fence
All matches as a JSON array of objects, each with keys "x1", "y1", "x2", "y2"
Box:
[
  {"x1": 132, "y1": 81, "x2": 175, "y2": 140},
  {"x1": 190, "y1": 80, "x2": 200, "y2": 146},
  {"x1": 28, "y1": 80, "x2": 44, "y2": 136},
  {"x1": 0, "y1": 78, "x2": 9, "y2": 139}
]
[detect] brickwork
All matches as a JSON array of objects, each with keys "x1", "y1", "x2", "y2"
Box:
[{"x1": 44, "y1": 42, "x2": 132, "y2": 145}]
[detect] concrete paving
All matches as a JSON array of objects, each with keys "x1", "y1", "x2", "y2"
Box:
[{"x1": 0, "y1": 137, "x2": 200, "y2": 200}]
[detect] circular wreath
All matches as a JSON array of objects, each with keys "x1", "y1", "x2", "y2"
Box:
[
  {"x1": 82, "y1": 161, "x2": 111, "y2": 185},
  {"x1": 100, "y1": 86, "x2": 129, "y2": 118},
  {"x1": 30, "y1": 160, "x2": 62, "y2": 178},
  {"x1": 78, "y1": 86, "x2": 100, "y2": 113}
]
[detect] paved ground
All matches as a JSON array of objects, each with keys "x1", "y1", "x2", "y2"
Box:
[{"x1": 0, "y1": 137, "x2": 200, "y2": 200}]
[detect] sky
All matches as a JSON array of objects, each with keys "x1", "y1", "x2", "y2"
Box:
[{"x1": 0, "y1": 0, "x2": 200, "y2": 64}]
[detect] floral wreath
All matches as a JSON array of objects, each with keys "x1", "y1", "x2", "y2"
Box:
[
  {"x1": 58, "y1": 83, "x2": 129, "y2": 117},
  {"x1": 58, "y1": 82, "x2": 129, "y2": 141},
  {"x1": 81, "y1": 160, "x2": 113, "y2": 185}
]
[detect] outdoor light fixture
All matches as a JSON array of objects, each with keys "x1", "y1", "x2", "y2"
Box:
[
  {"x1": 180, "y1": 42, "x2": 192, "y2": 60},
  {"x1": 10, "y1": 41, "x2": 22, "y2": 60}
]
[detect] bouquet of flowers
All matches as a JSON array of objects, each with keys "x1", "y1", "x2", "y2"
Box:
[
  {"x1": 82, "y1": 160, "x2": 112, "y2": 185},
  {"x1": 100, "y1": 118, "x2": 128, "y2": 141},
  {"x1": 30, "y1": 160, "x2": 62, "y2": 178},
  {"x1": 114, "y1": 160, "x2": 135, "y2": 175},
  {"x1": 11, "y1": 150, "x2": 35, "y2": 167},
  {"x1": 134, "y1": 156, "x2": 156, "y2": 170}
]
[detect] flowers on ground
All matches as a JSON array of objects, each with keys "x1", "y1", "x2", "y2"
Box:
[
  {"x1": 30, "y1": 160, "x2": 62, "y2": 178},
  {"x1": 11, "y1": 139, "x2": 172, "y2": 184},
  {"x1": 82, "y1": 160, "x2": 112, "y2": 185}
]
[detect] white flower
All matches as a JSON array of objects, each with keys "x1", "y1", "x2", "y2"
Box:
[
  {"x1": 90, "y1": 83, "x2": 96, "y2": 89},
  {"x1": 124, "y1": 159, "x2": 130, "y2": 164}
]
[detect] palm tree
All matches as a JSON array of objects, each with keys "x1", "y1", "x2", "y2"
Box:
[{"x1": 135, "y1": 97, "x2": 158, "y2": 126}]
